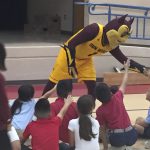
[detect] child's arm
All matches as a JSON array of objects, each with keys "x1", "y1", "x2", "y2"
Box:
[
  {"x1": 119, "y1": 59, "x2": 130, "y2": 94},
  {"x1": 100, "y1": 124, "x2": 108, "y2": 150},
  {"x1": 40, "y1": 85, "x2": 57, "y2": 99},
  {"x1": 57, "y1": 95, "x2": 73, "y2": 120},
  {"x1": 68, "y1": 129, "x2": 75, "y2": 150},
  {"x1": 21, "y1": 125, "x2": 31, "y2": 144},
  {"x1": 22, "y1": 135, "x2": 29, "y2": 144}
]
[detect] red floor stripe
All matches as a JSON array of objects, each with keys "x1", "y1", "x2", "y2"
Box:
[
  {"x1": 125, "y1": 84, "x2": 150, "y2": 94},
  {"x1": 6, "y1": 84, "x2": 150, "y2": 99}
]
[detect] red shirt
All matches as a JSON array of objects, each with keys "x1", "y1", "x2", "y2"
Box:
[
  {"x1": 96, "y1": 90, "x2": 131, "y2": 129},
  {"x1": 50, "y1": 98, "x2": 78, "y2": 143},
  {"x1": 0, "y1": 73, "x2": 11, "y2": 130},
  {"x1": 23, "y1": 116, "x2": 61, "y2": 150}
]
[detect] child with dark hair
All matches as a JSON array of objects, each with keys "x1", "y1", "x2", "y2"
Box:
[
  {"x1": 96, "y1": 59, "x2": 137, "y2": 150},
  {"x1": 23, "y1": 96, "x2": 73, "y2": 150},
  {"x1": 34, "y1": 98, "x2": 50, "y2": 118},
  {"x1": 0, "y1": 43, "x2": 12, "y2": 150},
  {"x1": 56, "y1": 79, "x2": 73, "y2": 98},
  {"x1": 134, "y1": 88, "x2": 150, "y2": 144},
  {"x1": 68, "y1": 95, "x2": 100, "y2": 150},
  {"x1": 11, "y1": 84, "x2": 36, "y2": 138},
  {"x1": 45, "y1": 79, "x2": 78, "y2": 144}
]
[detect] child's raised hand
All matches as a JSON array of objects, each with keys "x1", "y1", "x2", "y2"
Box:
[
  {"x1": 143, "y1": 67, "x2": 150, "y2": 78},
  {"x1": 124, "y1": 59, "x2": 130, "y2": 71},
  {"x1": 64, "y1": 95, "x2": 73, "y2": 106}
]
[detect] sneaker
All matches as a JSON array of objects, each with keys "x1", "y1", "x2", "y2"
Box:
[
  {"x1": 111, "y1": 145, "x2": 126, "y2": 150},
  {"x1": 125, "y1": 146, "x2": 132, "y2": 150},
  {"x1": 113, "y1": 67, "x2": 121, "y2": 73},
  {"x1": 145, "y1": 140, "x2": 150, "y2": 149},
  {"x1": 111, "y1": 145, "x2": 132, "y2": 150}
]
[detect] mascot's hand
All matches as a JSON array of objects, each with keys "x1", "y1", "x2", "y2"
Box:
[{"x1": 143, "y1": 67, "x2": 150, "y2": 78}]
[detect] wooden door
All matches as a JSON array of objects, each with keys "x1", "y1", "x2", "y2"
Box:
[{"x1": 73, "y1": 0, "x2": 85, "y2": 34}]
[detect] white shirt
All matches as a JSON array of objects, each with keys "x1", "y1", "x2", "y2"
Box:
[
  {"x1": 68, "y1": 115, "x2": 100, "y2": 150},
  {"x1": 11, "y1": 99, "x2": 36, "y2": 130}
]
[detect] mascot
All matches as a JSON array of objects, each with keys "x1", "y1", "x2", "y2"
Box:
[{"x1": 43, "y1": 14, "x2": 150, "y2": 98}]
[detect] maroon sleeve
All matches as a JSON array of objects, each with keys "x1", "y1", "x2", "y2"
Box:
[
  {"x1": 50, "y1": 103, "x2": 57, "y2": 117},
  {"x1": 109, "y1": 46, "x2": 127, "y2": 64},
  {"x1": 109, "y1": 46, "x2": 145, "y2": 73},
  {"x1": 0, "y1": 73, "x2": 11, "y2": 130},
  {"x1": 114, "y1": 90, "x2": 124, "y2": 101},
  {"x1": 96, "y1": 108, "x2": 106, "y2": 126},
  {"x1": 68, "y1": 23, "x2": 99, "y2": 49},
  {"x1": 54, "y1": 116, "x2": 62, "y2": 127}
]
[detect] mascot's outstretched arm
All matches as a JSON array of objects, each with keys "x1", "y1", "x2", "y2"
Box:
[{"x1": 110, "y1": 46, "x2": 146, "y2": 73}]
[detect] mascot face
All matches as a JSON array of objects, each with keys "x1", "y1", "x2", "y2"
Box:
[{"x1": 104, "y1": 14, "x2": 134, "y2": 49}]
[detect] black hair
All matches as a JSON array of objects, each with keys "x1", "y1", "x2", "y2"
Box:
[
  {"x1": 0, "y1": 43, "x2": 6, "y2": 71},
  {"x1": 77, "y1": 95, "x2": 96, "y2": 141},
  {"x1": 95, "y1": 82, "x2": 111, "y2": 103},
  {"x1": 110, "y1": 85, "x2": 119, "y2": 94},
  {"x1": 11, "y1": 84, "x2": 35, "y2": 116},
  {"x1": 35, "y1": 98, "x2": 50, "y2": 118},
  {"x1": 57, "y1": 79, "x2": 73, "y2": 98}
]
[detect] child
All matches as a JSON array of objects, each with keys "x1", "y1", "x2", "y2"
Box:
[
  {"x1": 11, "y1": 84, "x2": 36, "y2": 138},
  {"x1": 134, "y1": 88, "x2": 150, "y2": 139},
  {"x1": 96, "y1": 59, "x2": 137, "y2": 150},
  {"x1": 68, "y1": 95, "x2": 100, "y2": 150},
  {"x1": 50, "y1": 79, "x2": 78, "y2": 143},
  {"x1": 0, "y1": 43, "x2": 12, "y2": 150},
  {"x1": 23, "y1": 96, "x2": 73, "y2": 150}
]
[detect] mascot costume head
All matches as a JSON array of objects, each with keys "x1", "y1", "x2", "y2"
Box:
[{"x1": 103, "y1": 14, "x2": 134, "y2": 49}]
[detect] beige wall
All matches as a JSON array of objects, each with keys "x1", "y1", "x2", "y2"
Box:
[{"x1": 3, "y1": 45, "x2": 150, "y2": 81}]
